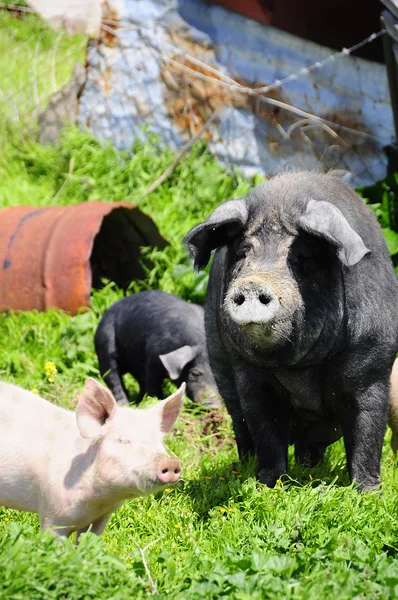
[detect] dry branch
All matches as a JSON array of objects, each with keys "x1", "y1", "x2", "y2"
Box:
[
  {"x1": 132, "y1": 536, "x2": 165, "y2": 595},
  {"x1": 142, "y1": 108, "x2": 220, "y2": 198}
]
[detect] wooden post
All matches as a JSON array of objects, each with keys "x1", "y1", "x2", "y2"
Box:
[{"x1": 381, "y1": 1, "x2": 398, "y2": 174}]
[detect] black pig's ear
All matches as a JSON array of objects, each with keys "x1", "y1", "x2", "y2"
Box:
[
  {"x1": 159, "y1": 345, "x2": 198, "y2": 380},
  {"x1": 298, "y1": 199, "x2": 370, "y2": 266},
  {"x1": 185, "y1": 200, "x2": 249, "y2": 269}
]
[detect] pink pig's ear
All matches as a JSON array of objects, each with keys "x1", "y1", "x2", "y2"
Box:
[
  {"x1": 157, "y1": 383, "x2": 185, "y2": 433},
  {"x1": 76, "y1": 378, "x2": 118, "y2": 439}
]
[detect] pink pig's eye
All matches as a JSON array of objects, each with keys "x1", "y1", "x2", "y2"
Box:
[{"x1": 118, "y1": 437, "x2": 131, "y2": 444}]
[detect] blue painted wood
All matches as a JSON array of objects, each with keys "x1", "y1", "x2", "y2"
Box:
[{"x1": 78, "y1": 0, "x2": 392, "y2": 185}]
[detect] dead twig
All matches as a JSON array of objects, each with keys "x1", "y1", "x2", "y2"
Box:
[
  {"x1": 0, "y1": 3, "x2": 34, "y2": 13},
  {"x1": 132, "y1": 536, "x2": 165, "y2": 595},
  {"x1": 141, "y1": 108, "x2": 220, "y2": 198},
  {"x1": 52, "y1": 157, "x2": 75, "y2": 203},
  {"x1": 286, "y1": 117, "x2": 346, "y2": 145},
  {"x1": 148, "y1": 44, "x2": 385, "y2": 143}
]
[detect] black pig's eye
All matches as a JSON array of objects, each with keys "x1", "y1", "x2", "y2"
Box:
[
  {"x1": 295, "y1": 243, "x2": 314, "y2": 262},
  {"x1": 235, "y1": 243, "x2": 251, "y2": 260},
  {"x1": 297, "y1": 250, "x2": 313, "y2": 261}
]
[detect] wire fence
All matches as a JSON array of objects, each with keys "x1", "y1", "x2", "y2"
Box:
[
  {"x1": 0, "y1": 1, "x2": 394, "y2": 186},
  {"x1": 0, "y1": 8, "x2": 86, "y2": 141}
]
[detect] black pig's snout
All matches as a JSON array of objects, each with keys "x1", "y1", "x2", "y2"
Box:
[{"x1": 227, "y1": 282, "x2": 280, "y2": 326}]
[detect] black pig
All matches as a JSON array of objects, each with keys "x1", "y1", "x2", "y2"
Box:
[
  {"x1": 185, "y1": 171, "x2": 398, "y2": 490},
  {"x1": 94, "y1": 290, "x2": 220, "y2": 407}
]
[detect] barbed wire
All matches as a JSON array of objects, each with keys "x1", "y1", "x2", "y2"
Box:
[
  {"x1": 99, "y1": 22, "x2": 388, "y2": 144},
  {"x1": 100, "y1": 20, "x2": 385, "y2": 94},
  {"x1": 0, "y1": 39, "x2": 87, "y2": 105},
  {"x1": 0, "y1": 5, "x2": 391, "y2": 185}
]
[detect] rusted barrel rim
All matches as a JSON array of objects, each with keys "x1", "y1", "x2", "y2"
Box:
[{"x1": 0, "y1": 202, "x2": 168, "y2": 315}]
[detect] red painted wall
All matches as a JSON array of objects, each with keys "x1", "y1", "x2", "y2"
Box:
[{"x1": 209, "y1": 0, "x2": 384, "y2": 62}]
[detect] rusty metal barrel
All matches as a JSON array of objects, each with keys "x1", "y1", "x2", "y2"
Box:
[{"x1": 0, "y1": 202, "x2": 167, "y2": 314}]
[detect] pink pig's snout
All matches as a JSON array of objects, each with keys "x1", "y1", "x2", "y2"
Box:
[{"x1": 157, "y1": 457, "x2": 182, "y2": 484}]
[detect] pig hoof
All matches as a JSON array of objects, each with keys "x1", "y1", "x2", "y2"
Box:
[
  {"x1": 201, "y1": 398, "x2": 222, "y2": 409},
  {"x1": 295, "y1": 443, "x2": 326, "y2": 467},
  {"x1": 353, "y1": 478, "x2": 381, "y2": 493},
  {"x1": 257, "y1": 469, "x2": 283, "y2": 488}
]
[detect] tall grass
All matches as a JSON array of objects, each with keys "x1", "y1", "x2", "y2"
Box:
[
  {"x1": 0, "y1": 126, "x2": 398, "y2": 599},
  {"x1": 1, "y1": 10, "x2": 398, "y2": 600}
]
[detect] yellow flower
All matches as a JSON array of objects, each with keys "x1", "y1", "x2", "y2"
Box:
[
  {"x1": 237, "y1": 474, "x2": 242, "y2": 478},
  {"x1": 147, "y1": 513, "x2": 152, "y2": 517},
  {"x1": 126, "y1": 562, "x2": 131, "y2": 567},
  {"x1": 219, "y1": 507, "x2": 227, "y2": 513},
  {"x1": 228, "y1": 508, "x2": 233, "y2": 512},
  {"x1": 30, "y1": 388, "x2": 39, "y2": 395},
  {"x1": 4, "y1": 518, "x2": 9, "y2": 522},
  {"x1": 174, "y1": 524, "x2": 181, "y2": 529},
  {"x1": 219, "y1": 477, "x2": 225, "y2": 481},
  {"x1": 164, "y1": 488, "x2": 171, "y2": 493},
  {"x1": 44, "y1": 361, "x2": 57, "y2": 383},
  {"x1": 154, "y1": 515, "x2": 159, "y2": 519}
]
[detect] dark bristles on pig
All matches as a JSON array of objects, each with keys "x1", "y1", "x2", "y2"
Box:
[
  {"x1": 94, "y1": 290, "x2": 220, "y2": 408},
  {"x1": 185, "y1": 171, "x2": 398, "y2": 490}
]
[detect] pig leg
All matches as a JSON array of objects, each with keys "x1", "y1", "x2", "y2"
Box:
[
  {"x1": 295, "y1": 442, "x2": 326, "y2": 467},
  {"x1": 103, "y1": 367, "x2": 129, "y2": 406},
  {"x1": 142, "y1": 358, "x2": 164, "y2": 399},
  {"x1": 205, "y1": 320, "x2": 254, "y2": 457},
  {"x1": 205, "y1": 355, "x2": 254, "y2": 458},
  {"x1": 75, "y1": 514, "x2": 113, "y2": 542},
  {"x1": 340, "y1": 378, "x2": 389, "y2": 490},
  {"x1": 95, "y1": 325, "x2": 129, "y2": 405},
  {"x1": 234, "y1": 364, "x2": 289, "y2": 487},
  {"x1": 89, "y1": 513, "x2": 113, "y2": 536},
  {"x1": 40, "y1": 519, "x2": 74, "y2": 538},
  {"x1": 391, "y1": 429, "x2": 398, "y2": 454},
  {"x1": 75, "y1": 503, "x2": 123, "y2": 542},
  {"x1": 135, "y1": 385, "x2": 145, "y2": 404},
  {"x1": 218, "y1": 376, "x2": 254, "y2": 460}
]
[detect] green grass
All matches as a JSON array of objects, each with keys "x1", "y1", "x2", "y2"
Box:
[
  {"x1": 1, "y1": 10, "x2": 398, "y2": 600},
  {"x1": 0, "y1": 130, "x2": 398, "y2": 600},
  {"x1": 0, "y1": 9, "x2": 86, "y2": 145}
]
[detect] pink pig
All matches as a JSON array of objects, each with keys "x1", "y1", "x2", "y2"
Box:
[
  {"x1": 0, "y1": 378, "x2": 184, "y2": 538},
  {"x1": 389, "y1": 359, "x2": 398, "y2": 454}
]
